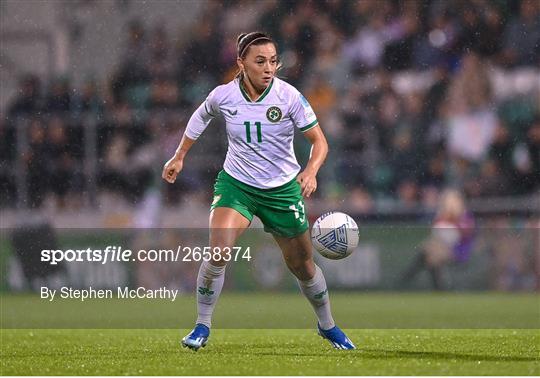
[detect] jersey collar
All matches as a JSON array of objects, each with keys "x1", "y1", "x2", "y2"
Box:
[{"x1": 239, "y1": 78, "x2": 274, "y2": 103}]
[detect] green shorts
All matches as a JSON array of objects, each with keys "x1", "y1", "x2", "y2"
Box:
[{"x1": 210, "y1": 170, "x2": 309, "y2": 238}]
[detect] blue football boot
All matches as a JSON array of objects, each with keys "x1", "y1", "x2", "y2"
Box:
[
  {"x1": 181, "y1": 324, "x2": 210, "y2": 351},
  {"x1": 318, "y1": 323, "x2": 356, "y2": 350}
]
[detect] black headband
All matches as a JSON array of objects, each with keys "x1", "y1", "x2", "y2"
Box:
[{"x1": 238, "y1": 36, "x2": 271, "y2": 58}]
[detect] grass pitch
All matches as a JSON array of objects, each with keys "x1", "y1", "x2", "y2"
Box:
[
  {"x1": 1, "y1": 329, "x2": 538, "y2": 375},
  {"x1": 1, "y1": 292, "x2": 539, "y2": 375}
]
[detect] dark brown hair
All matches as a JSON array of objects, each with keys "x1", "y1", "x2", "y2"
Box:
[{"x1": 237, "y1": 31, "x2": 276, "y2": 58}]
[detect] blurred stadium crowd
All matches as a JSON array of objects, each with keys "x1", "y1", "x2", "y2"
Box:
[{"x1": 2, "y1": 0, "x2": 539, "y2": 212}]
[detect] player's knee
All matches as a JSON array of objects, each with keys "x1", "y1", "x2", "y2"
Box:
[{"x1": 210, "y1": 230, "x2": 239, "y2": 250}]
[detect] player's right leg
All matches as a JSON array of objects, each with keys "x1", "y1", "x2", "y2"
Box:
[{"x1": 181, "y1": 207, "x2": 251, "y2": 351}]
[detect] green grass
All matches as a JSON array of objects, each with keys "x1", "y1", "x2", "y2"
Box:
[
  {"x1": 1, "y1": 292, "x2": 539, "y2": 375},
  {"x1": 2, "y1": 292, "x2": 539, "y2": 328},
  {"x1": 1, "y1": 329, "x2": 538, "y2": 375}
]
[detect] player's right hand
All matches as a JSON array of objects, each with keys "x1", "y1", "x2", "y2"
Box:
[{"x1": 162, "y1": 156, "x2": 183, "y2": 184}]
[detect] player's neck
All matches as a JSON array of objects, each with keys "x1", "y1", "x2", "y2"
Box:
[{"x1": 241, "y1": 77, "x2": 266, "y2": 101}]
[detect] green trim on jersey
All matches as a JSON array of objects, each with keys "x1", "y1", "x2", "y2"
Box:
[
  {"x1": 210, "y1": 170, "x2": 309, "y2": 238},
  {"x1": 239, "y1": 82, "x2": 251, "y2": 102},
  {"x1": 300, "y1": 119, "x2": 318, "y2": 132},
  {"x1": 239, "y1": 79, "x2": 274, "y2": 103},
  {"x1": 256, "y1": 79, "x2": 273, "y2": 102}
]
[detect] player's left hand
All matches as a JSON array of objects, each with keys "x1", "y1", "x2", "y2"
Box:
[{"x1": 297, "y1": 170, "x2": 317, "y2": 198}]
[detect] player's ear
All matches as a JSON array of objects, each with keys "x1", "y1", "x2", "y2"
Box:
[{"x1": 236, "y1": 57, "x2": 244, "y2": 72}]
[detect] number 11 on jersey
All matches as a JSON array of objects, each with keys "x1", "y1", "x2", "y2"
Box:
[
  {"x1": 289, "y1": 200, "x2": 305, "y2": 223},
  {"x1": 244, "y1": 121, "x2": 262, "y2": 143}
]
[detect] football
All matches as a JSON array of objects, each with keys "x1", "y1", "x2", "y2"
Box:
[{"x1": 311, "y1": 212, "x2": 359, "y2": 259}]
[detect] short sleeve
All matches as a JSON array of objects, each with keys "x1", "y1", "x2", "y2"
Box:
[{"x1": 289, "y1": 92, "x2": 318, "y2": 132}]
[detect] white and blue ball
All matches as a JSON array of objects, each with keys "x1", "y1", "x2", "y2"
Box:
[{"x1": 311, "y1": 212, "x2": 359, "y2": 260}]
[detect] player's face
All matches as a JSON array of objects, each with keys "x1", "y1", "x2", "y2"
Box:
[{"x1": 239, "y1": 43, "x2": 278, "y2": 90}]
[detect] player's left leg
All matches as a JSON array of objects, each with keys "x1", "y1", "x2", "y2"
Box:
[
  {"x1": 253, "y1": 176, "x2": 355, "y2": 349},
  {"x1": 273, "y1": 231, "x2": 355, "y2": 350}
]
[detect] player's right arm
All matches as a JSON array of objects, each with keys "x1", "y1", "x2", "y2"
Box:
[
  {"x1": 162, "y1": 134, "x2": 195, "y2": 183},
  {"x1": 162, "y1": 89, "x2": 221, "y2": 184}
]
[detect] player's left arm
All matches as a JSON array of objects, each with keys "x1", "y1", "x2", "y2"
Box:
[{"x1": 297, "y1": 125, "x2": 328, "y2": 198}]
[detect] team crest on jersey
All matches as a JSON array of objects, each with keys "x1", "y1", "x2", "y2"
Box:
[{"x1": 266, "y1": 106, "x2": 282, "y2": 123}]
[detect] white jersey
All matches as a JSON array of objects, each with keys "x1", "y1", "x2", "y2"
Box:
[{"x1": 184, "y1": 77, "x2": 319, "y2": 189}]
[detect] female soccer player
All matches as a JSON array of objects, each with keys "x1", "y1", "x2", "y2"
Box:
[{"x1": 162, "y1": 31, "x2": 355, "y2": 350}]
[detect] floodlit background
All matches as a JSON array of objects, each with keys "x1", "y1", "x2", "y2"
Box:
[{"x1": 0, "y1": 0, "x2": 538, "y2": 294}]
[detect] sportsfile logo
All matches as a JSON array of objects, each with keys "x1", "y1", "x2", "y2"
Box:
[{"x1": 40, "y1": 245, "x2": 252, "y2": 264}]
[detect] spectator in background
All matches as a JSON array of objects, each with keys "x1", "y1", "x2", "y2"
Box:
[
  {"x1": 445, "y1": 51, "x2": 498, "y2": 193},
  {"x1": 396, "y1": 180, "x2": 420, "y2": 209},
  {"x1": 527, "y1": 116, "x2": 540, "y2": 188},
  {"x1": 343, "y1": 8, "x2": 389, "y2": 72},
  {"x1": 373, "y1": 71, "x2": 401, "y2": 154},
  {"x1": 44, "y1": 77, "x2": 73, "y2": 114},
  {"x1": 306, "y1": 14, "x2": 348, "y2": 91},
  {"x1": 97, "y1": 103, "x2": 154, "y2": 204},
  {"x1": 382, "y1": 1, "x2": 422, "y2": 71},
  {"x1": 516, "y1": 115, "x2": 540, "y2": 192},
  {"x1": 317, "y1": 0, "x2": 354, "y2": 38},
  {"x1": 150, "y1": 77, "x2": 185, "y2": 110},
  {"x1": 391, "y1": 92, "x2": 425, "y2": 169},
  {"x1": 274, "y1": 14, "x2": 305, "y2": 86},
  {"x1": 304, "y1": 75, "x2": 337, "y2": 120},
  {"x1": 455, "y1": 5, "x2": 485, "y2": 55},
  {"x1": 145, "y1": 25, "x2": 190, "y2": 112},
  {"x1": 500, "y1": 0, "x2": 540, "y2": 67},
  {"x1": 399, "y1": 189, "x2": 475, "y2": 290},
  {"x1": 75, "y1": 79, "x2": 104, "y2": 114},
  {"x1": 47, "y1": 117, "x2": 83, "y2": 208},
  {"x1": 486, "y1": 124, "x2": 514, "y2": 196},
  {"x1": 147, "y1": 24, "x2": 176, "y2": 80},
  {"x1": 422, "y1": 63, "x2": 451, "y2": 126},
  {"x1": 420, "y1": 149, "x2": 447, "y2": 191},
  {"x1": 25, "y1": 119, "x2": 49, "y2": 208},
  {"x1": 99, "y1": 132, "x2": 131, "y2": 199},
  {"x1": 111, "y1": 20, "x2": 150, "y2": 104},
  {"x1": 476, "y1": 4, "x2": 505, "y2": 58},
  {"x1": 390, "y1": 129, "x2": 420, "y2": 201},
  {"x1": 0, "y1": 115, "x2": 16, "y2": 206},
  {"x1": 7, "y1": 75, "x2": 42, "y2": 118},
  {"x1": 447, "y1": 51, "x2": 492, "y2": 115},
  {"x1": 178, "y1": 20, "x2": 222, "y2": 87}
]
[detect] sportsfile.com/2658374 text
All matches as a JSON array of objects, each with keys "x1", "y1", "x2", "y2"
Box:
[{"x1": 40, "y1": 246, "x2": 252, "y2": 265}]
